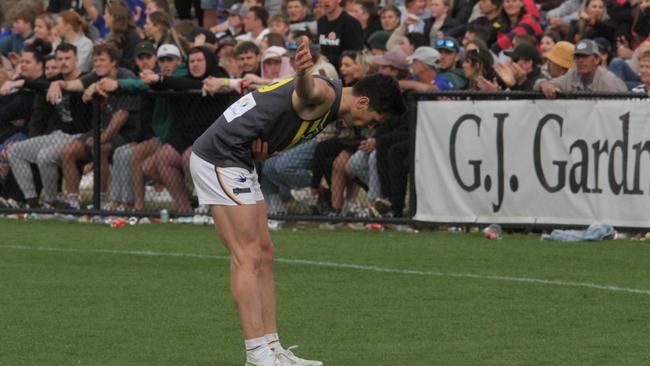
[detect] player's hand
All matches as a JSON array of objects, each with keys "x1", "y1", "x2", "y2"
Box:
[
  {"x1": 294, "y1": 36, "x2": 314, "y2": 75},
  {"x1": 251, "y1": 138, "x2": 269, "y2": 162}
]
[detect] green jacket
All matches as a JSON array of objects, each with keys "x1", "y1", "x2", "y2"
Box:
[
  {"x1": 0, "y1": 32, "x2": 33, "y2": 56},
  {"x1": 116, "y1": 63, "x2": 188, "y2": 143},
  {"x1": 440, "y1": 68, "x2": 468, "y2": 90}
]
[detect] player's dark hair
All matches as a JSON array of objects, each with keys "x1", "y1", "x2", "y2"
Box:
[{"x1": 353, "y1": 74, "x2": 406, "y2": 117}]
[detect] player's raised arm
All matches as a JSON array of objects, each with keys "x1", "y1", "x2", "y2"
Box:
[{"x1": 293, "y1": 36, "x2": 334, "y2": 109}]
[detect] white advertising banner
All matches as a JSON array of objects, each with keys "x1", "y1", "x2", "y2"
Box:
[{"x1": 414, "y1": 99, "x2": 650, "y2": 227}]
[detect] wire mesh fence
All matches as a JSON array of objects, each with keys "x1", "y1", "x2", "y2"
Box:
[{"x1": 0, "y1": 89, "x2": 646, "y2": 225}]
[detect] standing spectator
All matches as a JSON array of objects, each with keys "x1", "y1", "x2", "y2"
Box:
[
  {"x1": 211, "y1": 3, "x2": 247, "y2": 38},
  {"x1": 5, "y1": 43, "x2": 90, "y2": 208},
  {"x1": 49, "y1": 44, "x2": 140, "y2": 209},
  {"x1": 317, "y1": 0, "x2": 364, "y2": 70},
  {"x1": 398, "y1": 0, "x2": 428, "y2": 34},
  {"x1": 144, "y1": 11, "x2": 190, "y2": 58},
  {"x1": 423, "y1": 0, "x2": 459, "y2": 45},
  {"x1": 56, "y1": 10, "x2": 94, "y2": 72},
  {"x1": 268, "y1": 15, "x2": 290, "y2": 38},
  {"x1": 0, "y1": 9, "x2": 35, "y2": 59},
  {"x1": 568, "y1": 0, "x2": 616, "y2": 46},
  {"x1": 537, "y1": 39, "x2": 628, "y2": 97},
  {"x1": 234, "y1": 41, "x2": 262, "y2": 76},
  {"x1": 380, "y1": 5, "x2": 401, "y2": 32},
  {"x1": 287, "y1": 0, "x2": 317, "y2": 34},
  {"x1": 238, "y1": 6, "x2": 271, "y2": 44},
  {"x1": 491, "y1": 0, "x2": 543, "y2": 54},
  {"x1": 349, "y1": 0, "x2": 382, "y2": 47}
]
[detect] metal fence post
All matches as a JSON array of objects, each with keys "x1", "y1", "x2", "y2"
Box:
[{"x1": 92, "y1": 96, "x2": 101, "y2": 211}]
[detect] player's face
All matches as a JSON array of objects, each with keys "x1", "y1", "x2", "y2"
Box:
[{"x1": 346, "y1": 96, "x2": 386, "y2": 127}]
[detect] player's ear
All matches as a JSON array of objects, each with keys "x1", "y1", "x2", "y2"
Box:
[{"x1": 355, "y1": 96, "x2": 369, "y2": 110}]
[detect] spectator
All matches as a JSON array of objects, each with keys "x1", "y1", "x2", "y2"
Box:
[
  {"x1": 175, "y1": 0, "x2": 202, "y2": 26},
  {"x1": 148, "y1": 46, "x2": 232, "y2": 212},
  {"x1": 546, "y1": 0, "x2": 580, "y2": 33},
  {"x1": 287, "y1": 0, "x2": 317, "y2": 34},
  {"x1": 268, "y1": 14, "x2": 290, "y2": 38},
  {"x1": 380, "y1": 5, "x2": 401, "y2": 32},
  {"x1": 33, "y1": 14, "x2": 60, "y2": 50},
  {"x1": 50, "y1": 44, "x2": 140, "y2": 209},
  {"x1": 145, "y1": 11, "x2": 190, "y2": 58},
  {"x1": 5, "y1": 43, "x2": 90, "y2": 208},
  {"x1": 104, "y1": 0, "x2": 143, "y2": 71},
  {"x1": 56, "y1": 10, "x2": 94, "y2": 72},
  {"x1": 399, "y1": 0, "x2": 428, "y2": 34},
  {"x1": 462, "y1": 41, "x2": 499, "y2": 90},
  {"x1": 491, "y1": 0, "x2": 543, "y2": 54},
  {"x1": 145, "y1": 0, "x2": 171, "y2": 17},
  {"x1": 367, "y1": 30, "x2": 391, "y2": 55},
  {"x1": 568, "y1": 0, "x2": 616, "y2": 46},
  {"x1": 238, "y1": 6, "x2": 271, "y2": 44},
  {"x1": 305, "y1": 41, "x2": 340, "y2": 80},
  {"x1": 540, "y1": 30, "x2": 561, "y2": 58},
  {"x1": 434, "y1": 36, "x2": 467, "y2": 89},
  {"x1": 339, "y1": 50, "x2": 370, "y2": 86},
  {"x1": 631, "y1": 50, "x2": 650, "y2": 95},
  {"x1": 317, "y1": 0, "x2": 364, "y2": 70},
  {"x1": 0, "y1": 9, "x2": 36, "y2": 59},
  {"x1": 372, "y1": 49, "x2": 410, "y2": 79},
  {"x1": 537, "y1": 39, "x2": 628, "y2": 97},
  {"x1": 400, "y1": 46, "x2": 455, "y2": 91},
  {"x1": 261, "y1": 32, "x2": 286, "y2": 51},
  {"x1": 234, "y1": 41, "x2": 261, "y2": 76},
  {"x1": 496, "y1": 43, "x2": 545, "y2": 90},
  {"x1": 44, "y1": 55, "x2": 61, "y2": 79},
  {"x1": 465, "y1": 0, "x2": 503, "y2": 47},
  {"x1": 349, "y1": 0, "x2": 382, "y2": 46},
  {"x1": 423, "y1": 0, "x2": 460, "y2": 45},
  {"x1": 211, "y1": 3, "x2": 247, "y2": 38},
  {"x1": 542, "y1": 40, "x2": 575, "y2": 78}
]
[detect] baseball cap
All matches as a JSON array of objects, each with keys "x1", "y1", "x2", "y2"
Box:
[
  {"x1": 225, "y1": 3, "x2": 246, "y2": 17},
  {"x1": 544, "y1": 41, "x2": 575, "y2": 69},
  {"x1": 407, "y1": 46, "x2": 441, "y2": 69},
  {"x1": 573, "y1": 39, "x2": 600, "y2": 56},
  {"x1": 261, "y1": 46, "x2": 286, "y2": 62},
  {"x1": 157, "y1": 44, "x2": 181, "y2": 59},
  {"x1": 135, "y1": 41, "x2": 156, "y2": 57},
  {"x1": 505, "y1": 43, "x2": 541, "y2": 65},
  {"x1": 434, "y1": 37, "x2": 460, "y2": 53},
  {"x1": 373, "y1": 50, "x2": 408, "y2": 70},
  {"x1": 367, "y1": 31, "x2": 391, "y2": 51}
]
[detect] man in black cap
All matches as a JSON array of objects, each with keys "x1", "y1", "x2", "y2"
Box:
[
  {"x1": 434, "y1": 36, "x2": 467, "y2": 89},
  {"x1": 134, "y1": 41, "x2": 157, "y2": 72},
  {"x1": 538, "y1": 39, "x2": 627, "y2": 97},
  {"x1": 496, "y1": 43, "x2": 546, "y2": 91}
]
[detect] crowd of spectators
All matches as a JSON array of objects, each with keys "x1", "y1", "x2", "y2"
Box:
[{"x1": 0, "y1": 0, "x2": 648, "y2": 219}]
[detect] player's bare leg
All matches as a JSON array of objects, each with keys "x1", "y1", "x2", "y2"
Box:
[{"x1": 255, "y1": 201, "x2": 278, "y2": 334}]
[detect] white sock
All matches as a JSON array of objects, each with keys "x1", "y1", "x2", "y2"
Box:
[
  {"x1": 265, "y1": 332, "x2": 283, "y2": 352},
  {"x1": 245, "y1": 336, "x2": 274, "y2": 362}
]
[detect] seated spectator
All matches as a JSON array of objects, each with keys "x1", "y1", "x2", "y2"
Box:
[
  {"x1": 540, "y1": 30, "x2": 561, "y2": 60},
  {"x1": 543, "y1": 40, "x2": 575, "y2": 78},
  {"x1": 537, "y1": 39, "x2": 628, "y2": 97},
  {"x1": 44, "y1": 55, "x2": 61, "y2": 79},
  {"x1": 268, "y1": 14, "x2": 290, "y2": 38},
  {"x1": 423, "y1": 0, "x2": 460, "y2": 45},
  {"x1": 349, "y1": 0, "x2": 382, "y2": 47},
  {"x1": 568, "y1": 0, "x2": 616, "y2": 46},
  {"x1": 211, "y1": 3, "x2": 247, "y2": 39},
  {"x1": 387, "y1": 31, "x2": 428, "y2": 56},
  {"x1": 631, "y1": 50, "x2": 650, "y2": 95},
  {"x1": 287, "y1": 0, "x2": 317, "y2": 34},
  {"x1": 546, "y1": 0, "x2": 580, "y2": 35},
  {"x1": 33, "y1": 14, "x2": 60, "y2": 50},
  {"x1": 3, "y1": 43, "x2": 91, "y2": 208},
  {"x1": 400, "y1": 46, "x2": 455, "y2": 91},
  {"x1": 145, "y1": 11, "x2": 190, "y2": 58},
  {"x1": 399, "y1": 0, "x2": 428, "y2": 34},
  {"x1": 434, "y1": 36, "x2": 467, "y2": 89},
  {"x1": 0, "y1": 9, "x2": 35, "y2": 60},
  {"x1": 56, "y1": 10, "x2": 94, "y2": 73},
  {"x1": 367, "y1": 31, "x2": 391, "y2": 55},
  {"x1": 462, "y1": 40, "x2": 499, "y2": 91},
  {"x1": 243, "y1": 46, "x2": 295, "y2": 88},
  {"x1": 339, "y1": 50, "x2": 370, "y2": 86},
  {"x1": 238, "y1": 6, "x2": 271, "y2": 44},
  {"x1": 261, "y1": 32, "x2": 287, "y2": 51},
  {"x1": 372, "y1": 50, "x2": 410, "y2": 80},
  {"x1": 103, "y1": 0, "x2": 143, "y2": 71},
  {"x1": 50, "y1": 44, "x2": 140, "y2": 209},
  {"x1": 497, "y1": 43, "x2": 546, "y2": 90}
]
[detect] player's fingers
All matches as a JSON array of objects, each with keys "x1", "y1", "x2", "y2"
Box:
[{"x1": 262, "y1": 141, "x2": 268, "y2": 153}]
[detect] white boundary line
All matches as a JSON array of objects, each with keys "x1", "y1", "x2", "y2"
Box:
[{"x1": 2, "y1": 244, "x2": 649, "y2": 296}]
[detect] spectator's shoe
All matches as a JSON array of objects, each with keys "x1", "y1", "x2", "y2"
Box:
[
  {"x1": 194, "y1": 204, "x2": 209, "y2": 215},
  {"x1": 267, "y1": 194, "x2": 287, "y2": 216},
  {"x1": 25, "y1": 198, "x2": 41, "y2": 209},
  {"x1": 0, "y1": 197, "x2": 9, "y2": 208},
  {"x1": 373, "y1": 198, "x2": 392, "y2": 215},
  {"x1": 50, "y1": 199, "x2": 80, "y2": 210},
  {"x1": 275, "y1": 346, "x2": 323, "y2": 366},
  {"x1": 290, "y1": 187, "x2": 318, "y2": 207},
  {"x1": 319, "y1": 211, "x2": 343, "y2": 230}
]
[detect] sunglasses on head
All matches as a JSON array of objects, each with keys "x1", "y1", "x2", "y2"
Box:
[{"x1": 436, "y1": 39, "x2": 457, "y2": 49}]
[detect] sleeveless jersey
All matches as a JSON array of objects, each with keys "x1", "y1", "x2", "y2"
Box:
[{"x1": 192, "y1": 76, "x2": 343, "y2": 170}]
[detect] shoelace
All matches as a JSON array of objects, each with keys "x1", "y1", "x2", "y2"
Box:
[{"x1": 276, "y1": 345, "x2": 306, "y2": 362}]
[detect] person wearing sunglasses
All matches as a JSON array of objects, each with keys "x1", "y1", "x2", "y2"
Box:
[{"x1": 434, "y1": 36, "x2": 467, "y2": 89}]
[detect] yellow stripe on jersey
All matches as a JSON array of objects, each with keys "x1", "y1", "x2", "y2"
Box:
[
  {"x1": 284, "y1": 111, "x2": 331, "y2": 151},
  {"x1": 258, "y1": 77, "x2": 294, "y2": 93}
]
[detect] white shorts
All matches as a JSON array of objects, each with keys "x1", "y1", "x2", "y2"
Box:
[{"x1": 190, "y1": 152, "x2": 264, "y2": 206}]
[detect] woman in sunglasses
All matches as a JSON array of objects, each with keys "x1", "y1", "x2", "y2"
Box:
[{"x1": 462, "y1": 40, "x2": 501, "y2": 91}]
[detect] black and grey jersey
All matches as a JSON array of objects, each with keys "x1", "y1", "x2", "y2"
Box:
[{"x1": 192, "y1": 76, "x2": 343, "y2": 170}]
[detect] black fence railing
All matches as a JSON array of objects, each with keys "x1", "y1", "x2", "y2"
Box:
[{"x1": 0, "y1": 89, "x2": 646, "y2": 226}]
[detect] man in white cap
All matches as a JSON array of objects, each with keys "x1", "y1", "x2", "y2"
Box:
[
  {"x1": 156, "y1": 44, "x2": 183, "y2": 77},
  {"x1": 538, "y1": 39, "x2": 627, "y2": 98},
  {"x1": 399, "y1": 46, "x2": 455, "y2": 92}
]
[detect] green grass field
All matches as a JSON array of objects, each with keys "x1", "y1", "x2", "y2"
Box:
[{"x1": 1, "y1": 219, "x2": 649, "y2": 365}]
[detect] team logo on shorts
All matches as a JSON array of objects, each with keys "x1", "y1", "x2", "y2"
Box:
[{"x1": 236, "y1": 175, "x2": 247, "y2": 183}]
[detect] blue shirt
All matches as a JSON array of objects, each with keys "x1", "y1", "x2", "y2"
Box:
[{"x1": 434, "y1": 74, "x2": 455, "y2": 91}]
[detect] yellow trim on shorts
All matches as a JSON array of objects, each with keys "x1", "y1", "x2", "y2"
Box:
[{"x1": 215, "y1": 167, "x2": 245, "y2": 205}]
